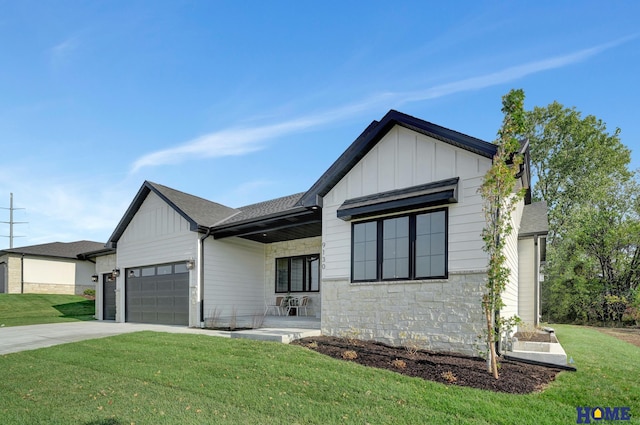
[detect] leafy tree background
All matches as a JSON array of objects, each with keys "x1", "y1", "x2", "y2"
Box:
[{"x1": 526, "y1": 102, "x2": 640, "y2": 326}]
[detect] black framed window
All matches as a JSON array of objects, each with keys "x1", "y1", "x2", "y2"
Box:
[
  {"x1": 275, "y1": 254, "x2": 320, "y2": 293},
  {"x1": 351, "y1": 209, "x2": 447, "y2": 282}
]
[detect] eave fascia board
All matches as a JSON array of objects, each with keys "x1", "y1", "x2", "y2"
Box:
[{"x1": 211, "y1": 207, "x2": 319, "y2": 239}]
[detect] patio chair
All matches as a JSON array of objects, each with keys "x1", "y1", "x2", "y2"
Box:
[
  {"x1": 286, "y1": 296, "x2": 309, "y2": 316},
  {"x1": 265, "y1": 296, "x2": 285, "y2": 316}
]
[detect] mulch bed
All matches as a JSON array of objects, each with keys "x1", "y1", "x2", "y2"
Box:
[{"x1": 292, "y1": 336, "x2": 563, "y2": 394}]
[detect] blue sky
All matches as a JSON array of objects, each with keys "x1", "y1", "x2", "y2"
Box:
[{"x1": 1, "y1": 1, "x2": 639, "y2": 248}]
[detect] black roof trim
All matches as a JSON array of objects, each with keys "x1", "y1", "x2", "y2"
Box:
[
  {"x1": 107, "y1": 182, "x2": 182, "y2": 247},
  {"x1": 212, "y1": 205, "x2": 309, "y2": 232},
  {"x1": 107, "y1": 181, "x2": 239, "y2": 247},
  {"x1": 300, "y1": 110, "x2": 496, "y2": 207},
  {"x1": 77, "y1": 247, "x2": 116, "y2": 260},
  {"x1": 337, "y1": 177, "x2": 459, "y2": 221},
  {"x1": 211, "y1": 208, "x2": 322, "y2": 243}
]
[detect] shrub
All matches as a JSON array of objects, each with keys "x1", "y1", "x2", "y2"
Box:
[
  {"x1": 83, "y1": 289, "x2": 96, "y2": 297},
  {"x1": 622, "y1": 306, "x2": 640, "y2": 327},
  {"x1": 341, "y1": 350, "x2": 358, "y2": 360},
  {"x1": 391, "y1": 359, "x2": 406, "y2": 369},
  {"x1": 441, "y1": 371, "x2": 457, "y2": 383}
]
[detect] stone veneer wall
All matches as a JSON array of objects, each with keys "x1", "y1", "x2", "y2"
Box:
[
  {"x1": 4, "y1": 255, "x2": 23, "y2": 293},
  {"x1": 22, "y1": 282, "x2": 92, "y2": 295},
  {"x1": 264, "y1": 236, "x2": 322, "y2": 317},
  {"x1": 321, "y1": 271, "x2": 487, "y2": 356}
]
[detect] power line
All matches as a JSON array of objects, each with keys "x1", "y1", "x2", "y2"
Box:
[{"x1": 0, "y1": 193, "x2": 28, "y2": 248}]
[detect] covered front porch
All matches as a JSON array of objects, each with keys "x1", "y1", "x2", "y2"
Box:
[{"x1": 208, "y1": 194, "x2": 323, "y2": 323}]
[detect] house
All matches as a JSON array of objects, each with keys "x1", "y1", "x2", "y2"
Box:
[
  {"x1": 94, "y1": 110, "x2": 547, "y2": 355},
  {"x1": 0, "y1": 240, "x2": 106, "y2": 295}
]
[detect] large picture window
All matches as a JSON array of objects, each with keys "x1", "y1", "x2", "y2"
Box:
[
  {"x1": 275, "y1": 254, "x2": 320, "y2": 293},
  {"x1": 352, "y1": 209, "x2": 447, "y2": 282}
]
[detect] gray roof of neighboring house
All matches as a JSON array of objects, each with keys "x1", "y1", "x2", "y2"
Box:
[
  {"x1": 0, "y1": 240, "x2": 106, "y2": 259},
  {"x1": 519, "y1": 201, "x2": 549, "y2": 237}
]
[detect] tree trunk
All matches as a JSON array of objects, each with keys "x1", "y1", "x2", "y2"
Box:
[{"x1": 484, "y1": 301, "x2": 499, "y2": 379}]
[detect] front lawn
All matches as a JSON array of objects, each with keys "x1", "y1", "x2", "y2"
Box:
[
  {"x1": 0, "y1": 294, "x2": 95, "y2": 327},
  {"x1": 0, "y1": 324, "x2": 638, "y2": 424}
]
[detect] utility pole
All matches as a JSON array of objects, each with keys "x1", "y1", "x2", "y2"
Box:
[{"x1": 1, "y1": 193, "x2": 27, "y2": 248}]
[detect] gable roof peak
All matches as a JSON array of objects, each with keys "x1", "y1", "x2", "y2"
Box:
[
  {"x1": 107, "y1": 181, "x2": 238, "y2": 246},
  {"x1": 300, "y1": 109, "x2": 497, "y2": 207}
]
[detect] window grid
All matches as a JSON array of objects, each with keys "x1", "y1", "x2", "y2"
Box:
[
  {"x1": 351, "y1": 209, "x2": 447, "y2": 282},
  {"x1": 275, "y1": 254, "x2": 321, "y2": 293}
]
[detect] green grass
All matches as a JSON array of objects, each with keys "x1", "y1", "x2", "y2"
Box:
[
  {"x1": 0, "y1": 294, "x2": 95, "y2": 327},
  {"x1": 0, "y1": 324, "x2": 638, "y2": 424}
]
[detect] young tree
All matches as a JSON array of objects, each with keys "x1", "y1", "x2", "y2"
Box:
[{"x1": 479, "y1": 89, "x2": 527, "y2": 379}]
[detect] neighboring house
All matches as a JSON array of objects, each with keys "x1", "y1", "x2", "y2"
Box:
[
  {"x1": 0, "y1": 240, "x2": 106, "y2": 295},
  {"x1": 94, "y1": 110, "x2": 547, "y2": 355}
]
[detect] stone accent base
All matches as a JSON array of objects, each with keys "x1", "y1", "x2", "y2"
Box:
[
  {"x1": 321, "y1": 272, "x2": 486, "y2": 356},
  {"x1": 22, "y1": 283, "x2": 93, "y2": 296}
]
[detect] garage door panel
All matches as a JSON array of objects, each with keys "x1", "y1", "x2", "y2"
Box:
[{"x1": 125, "y1": 262, "x2": 189, "y2": 326}]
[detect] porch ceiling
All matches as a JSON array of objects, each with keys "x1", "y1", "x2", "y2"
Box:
[{"x1": 211, "y1": 209, "x2": 322, "y2": 244}]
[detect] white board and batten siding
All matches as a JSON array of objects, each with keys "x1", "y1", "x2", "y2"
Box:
[
  {"x1": 203, "y1": 237, "x2": 265, "y2": 319},
  {"x1": 115, "y1": 191, "x2": 199, "y2": 324},
  {"x1": 517, "y1": 238, "x2": 536, "y2": 325},
  {"x1": 501, "y1": 198, "x2": 525, "y2": 321},
  {"x1": 322, "y1": 125, "x2": 493, "y2": 280}
]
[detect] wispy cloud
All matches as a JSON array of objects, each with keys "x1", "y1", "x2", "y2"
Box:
[
  {"x1": 130, "y1": 36, "x2": 635, "y2": 172},
  {"x1": 49, "y1": 37, "x2": 79, "y2": 66},
  {"x1": 398, "y1": 35, "x2": 637, "y2": 102},
  {"x1": 130, "y1": 116, "x2": 330, "y2": 172}
]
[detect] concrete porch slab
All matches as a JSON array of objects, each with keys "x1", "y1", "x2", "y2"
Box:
[
  {"x1": 230, "y1": 327, "x2": 321, "y2": 343},
  {"x1": 507, "y1": 339, "x2": 568, "y2": 366}
]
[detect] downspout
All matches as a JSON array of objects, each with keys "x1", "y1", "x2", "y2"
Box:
[
  {"x1": 534, "y1": 235, "x2": 540, "y2": 326},
  {"x1": 199, "y1": 228, "x2": 213, "y2": 325},
  {"x1": 20, "y1": 254, "x2": 24, "y2": 294}
]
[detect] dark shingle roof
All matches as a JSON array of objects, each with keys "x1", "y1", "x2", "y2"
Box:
[
  {"x1": 214, "y1": 193, "x2": 305, "y2": 227},
  {"x1": 519, "y1": 201, "x2": 548, "y2": 237},
  {"x1": 148, "y1": 182, "x2": 239, "y2": 228},
  {"x1": 1, "y1": 240, "x2": 106, "y2": 259},
  {"x1": 108, "y1": 181, "x2": 239, "y2": 245}
]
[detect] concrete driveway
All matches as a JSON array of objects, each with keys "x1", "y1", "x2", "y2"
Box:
[
  {"x1": 0, "y1": 321, "x2": 321, "y2": 355},
  {"x1": 0, "y1": 321, "x2": 229, "y2": 355}
]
